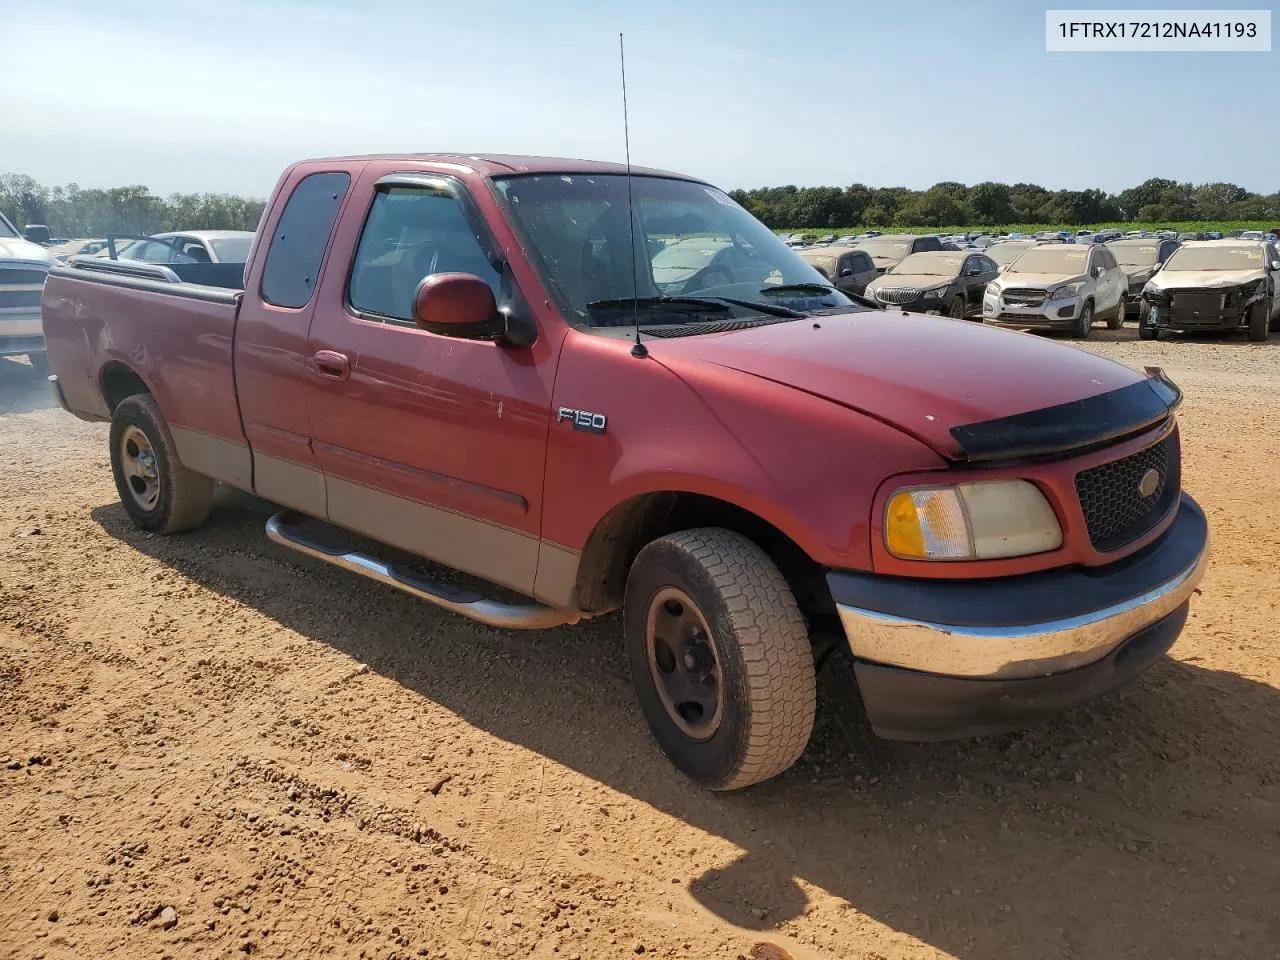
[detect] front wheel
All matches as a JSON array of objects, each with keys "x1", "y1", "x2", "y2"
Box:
[
  {"x1": 1071, "y1": 301, "x2": 1094, "y2": 339},
  {"x1": 1248, "y1": 300, "x2": 1270, "y2": 341},
  {"x1": 1107, "y1": 298, "x2": 1126, "y2": 330},
  {"x1": 948, "y1": 295, "x2": 966, "y2": 319},
  {"x1": 624, "y1": 528, "x2": 816, "y2": 791},
  {"x1": 109, "y1": 394, "x2": 215, "y2": 534}
]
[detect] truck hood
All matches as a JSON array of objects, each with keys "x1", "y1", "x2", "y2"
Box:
[
  {"x1": 651, "y1": 310, "x2": 1155, "y2": 461},
  {"x1": 1148, "y1": 269, "x2": 1265, "y2": 290},
  {"x1": 0, "y1": 237, "x2": 55, "y2": 265}
]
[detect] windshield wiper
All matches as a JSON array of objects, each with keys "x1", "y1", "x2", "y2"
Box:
[
  {"x1": 587, "y1": 295, "x2": 803, "y2": 320},
  {"x1": 761, "y1": 282, "x2": 878, "y2": 310},
  {"x1": 587, "y1": 296, "x2": 729, "y2": 312}
]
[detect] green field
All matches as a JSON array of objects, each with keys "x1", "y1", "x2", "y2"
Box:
[{"x1": 777, "y1": 220, "x2": 1278, "y2": 237}]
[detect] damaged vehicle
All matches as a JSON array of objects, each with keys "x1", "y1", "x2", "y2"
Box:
[
  {"x1": 1106, "y1": 237, "x2": 1181, "y2": 322},
  {"x1": 864, "y1": 250, "x2": 998, "y2": 318},
  {"x1": 1139, "y1": 240, "x2": 1280, "y2": 341},
  {"x1": 983, "y1": 242, "x2": 1127, "y2": 338}
]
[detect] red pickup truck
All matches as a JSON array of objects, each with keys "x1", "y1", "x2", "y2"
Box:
[{"x1": 43, "y1": 154, "x2": 1208, "y2": 790}]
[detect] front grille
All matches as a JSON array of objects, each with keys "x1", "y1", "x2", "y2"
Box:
[
  {"x1": 874, "y1": 287, "x2": 921, "y2": 304},
  {"x1": 0, "y1": 268, "x2": 50, "y2": 287},
  {"x1": 0, "y1": 289, "x2": 42, "y2": 309},
  {"x1": 1075, "y1": 432, "x2": 1180, "y2": 553},
  {"x1": 1002, "y1": 288, "x2": 1047, "y2": 307}
]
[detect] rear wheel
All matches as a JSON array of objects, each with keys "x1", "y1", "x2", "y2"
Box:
[
  {"x1": 109, "y1": 394, "x2": 214, "y2": 534},
  {"x1": 624, "y1": 528, "x2": 816, "y2": 791},
  {"x1": 1071, "y1": 300, "x2": 1094, "y2": 339},
  {"x1": 1247, "y1": 301, "x2": 1269, "y2": 341}
]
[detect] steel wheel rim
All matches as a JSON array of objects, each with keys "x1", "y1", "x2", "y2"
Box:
[
  {"x1": 120, "y1": 425, "x2": 161, "y2": 512},
  {"x1": 645, "y1": 587, "x2": 724, "y2": 741}
]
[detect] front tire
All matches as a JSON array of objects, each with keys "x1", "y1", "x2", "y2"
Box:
[
  {"x1": 624, "y1": 528, "x2": 816, "y2": 791},
  {"x1": 1248, "y1": 301, "x2": 1270, "y2": 341},
  {"x1": 109, "y1": 394, "x2": 214, "y2": 534},
  {"x1": 1107, "y1": 297, "x2": 1126, "y2": 330},
  {"x1": 948, "y1": 295, "x2": 966, "y2": 319},
  {"x1": 1071, "y1": 300, "x2": 1094, "y2": 339}
]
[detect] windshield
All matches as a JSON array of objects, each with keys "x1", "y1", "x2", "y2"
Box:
[
  {"x1": 0, "y1": 212, "x2": 18, "y2": 239},
  {"x1": 1006, "y1": 246, "x2": 1089, "y2": 274},
  {"x1": 1109, "y1": 243, "x2": 1160, "y2": 267},
  {"x1": 857, "y1": 237, "x2": 913, "y2": 260},
  {"x1": 889, "y1": 252, "x2": 964, "y2": 277},
  {"x1": 493, "y1": 174, "x2": 854, "y2": 324},
  {"x1": 986, "y1": 241, "x2": 1033, "y2": 266},
  {"x1": 209, "y1": 236, "x2": 253, "y2": 263},
  {"x1": 1163, "y1": 244, "x2": 1267, "y2": 272}
]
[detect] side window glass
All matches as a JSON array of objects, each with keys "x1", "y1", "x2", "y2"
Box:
[
  {"x1": 836, "y1": 254, "x2": 853, "y2": 276},
  {"x1": 349, "y1": 185, "x2": 502, "y2": 324},
  {"x1": 261, "y1": 171, "x2": 351, "y2": 309},
  {"x1": 856, "y1": 253, "x2": 872, "y2": 271}
]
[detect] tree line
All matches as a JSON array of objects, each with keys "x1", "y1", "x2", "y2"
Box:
[
  {"x1": 4, "y1": 171, "x2": 1279, "y2": 238},
  {"x1": 726, "y1": 178, "x2": 1280, "y2": 229},
  {"x1": 0, "y1": 173, "x2": 266, "y2": 238}
]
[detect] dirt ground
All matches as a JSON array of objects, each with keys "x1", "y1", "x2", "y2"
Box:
[{"x1": 2, "y1": 326, "x2": 1278, "y2": 960}]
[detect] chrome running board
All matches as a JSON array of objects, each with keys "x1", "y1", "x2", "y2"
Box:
[{"x1": 265, "y1": 510, "x2": 580, "y2": 630}]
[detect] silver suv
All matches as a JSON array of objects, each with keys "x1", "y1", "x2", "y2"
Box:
[{"x1": 982, "y1": 243, "x2": 1127, "y2": 339}]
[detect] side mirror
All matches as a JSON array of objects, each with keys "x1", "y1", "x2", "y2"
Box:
[
  {"x1": 413, "y1": 273, "x2": 507, "y2": 340},
  {"x1": 838, "y1": 267, "x2": 854, "y2": 278},
  {"x1": 966, "y1": 267, "x2": 982, "y2": 276},
  {"x1": 1271, "y1": 261, "x2": 1280, "y2": 271},
  {"x1": 1093, "y1": 266, "x2": 1104, "y2": 279}
]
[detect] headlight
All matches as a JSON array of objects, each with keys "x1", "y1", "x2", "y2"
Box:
[
  {"x1": 1050, "y1": 282, "x2": 1083, "y2": 300},
  {"x1": 884, "y1": 480, "x2": 1062, "y2": 561},
  {"x1": 923, "y1": 285, "x2": 950, "y2": 299},
  {"x1": 985, "y1": 283, "x2": 1001, "y2": 298}
]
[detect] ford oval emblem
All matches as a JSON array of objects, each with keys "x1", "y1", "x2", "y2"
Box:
[{"x1": 1138, "y1": 468, "x2": 1160, "y2": 498}]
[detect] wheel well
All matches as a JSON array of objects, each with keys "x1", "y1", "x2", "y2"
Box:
[
  {"x1": 574, "y1": 492, "x2": 836, "y2": 629},
  {"x1": 100, "y1": 362, "x2": 150, "y2": 413}
]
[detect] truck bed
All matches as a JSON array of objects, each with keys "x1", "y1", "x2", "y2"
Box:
[{"x1": 42, "y1": 258, "x2": 252, "y2": 488}]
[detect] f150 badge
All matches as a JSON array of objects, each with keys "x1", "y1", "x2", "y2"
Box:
[{"x1": 557, "y1": 407, "x2": 607, "y2": 435}]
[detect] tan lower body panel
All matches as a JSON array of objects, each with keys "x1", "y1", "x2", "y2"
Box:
[
  {"x1": 170, "y1": 425, "x2": 253, "y2": 491},
  {"x1": 325, "y1": 477, "x2": 541, "y2": 598},
  {"x1": 255, "y1": 454, "x2": 327, "y2": 518},
  {"x1": 533, "y1": 541, "x2": 582, "y2": 610}
]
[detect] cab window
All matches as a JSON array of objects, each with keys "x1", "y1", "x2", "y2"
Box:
[{"x1": 348, "y1": 184, "x2": 502, "y2": 325}]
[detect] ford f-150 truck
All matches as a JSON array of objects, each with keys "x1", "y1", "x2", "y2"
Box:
[{"x1": 42, "y1": 154, "x2": 1209, "y2": 790}]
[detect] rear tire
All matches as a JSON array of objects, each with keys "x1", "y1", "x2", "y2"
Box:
[
  {"x1": 109, "y1": 394, "x2": 214, "y2": 534},
  {"x1": 1071, "y1": 300, "x2": 1094, "y2": 339},
  {"x1": 624, "y1": 528, "x2": 816, "y2": 791},
  {"x1": 1247, "y1": 301, "x2": 1269, "y2": 342}
]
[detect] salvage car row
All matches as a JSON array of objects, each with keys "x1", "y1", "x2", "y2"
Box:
[{"x1": 795, "y1": 231, "x2": 1280, "y2": 340}]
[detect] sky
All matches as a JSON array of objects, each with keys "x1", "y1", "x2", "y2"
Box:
[{"x1": 2, "y1": 0, "x2": 1277, "y2": 198}]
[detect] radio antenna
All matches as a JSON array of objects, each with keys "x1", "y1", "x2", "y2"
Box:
[{"x1": 619, "y1": 33, "x2": 647, "y2": 358}]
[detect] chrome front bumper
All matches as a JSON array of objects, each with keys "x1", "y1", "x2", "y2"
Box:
[{"x1": 830, "y1": 494, "x2": 1208, "y2": 681}]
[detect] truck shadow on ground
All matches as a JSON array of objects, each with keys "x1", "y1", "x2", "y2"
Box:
[
  {"x1": 93, "y1": 493, "x2": 1280, "y2": 960},
  {"x1": 0, "y1": 357, "x2": 57, "y2": 415}
]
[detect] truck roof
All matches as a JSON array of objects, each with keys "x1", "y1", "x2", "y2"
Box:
[{"x1": 297, "y1": 153, "x2": 703, "y2": 181}]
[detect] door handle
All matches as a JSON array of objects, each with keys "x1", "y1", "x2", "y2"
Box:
[{"x1": 311, "y1": 350, "x2": 351, "y2": 381}]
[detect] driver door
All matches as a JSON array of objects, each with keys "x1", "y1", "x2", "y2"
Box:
[{"x1": 303, "y1": 171, "x2": 556, "y2": 597}]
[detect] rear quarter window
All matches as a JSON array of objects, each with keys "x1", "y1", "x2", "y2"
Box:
[{"x1": 261, "y1": 171, "x2": 352, "y2": 309}]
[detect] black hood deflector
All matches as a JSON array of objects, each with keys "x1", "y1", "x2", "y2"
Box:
[{"x1": 950, "y1": 367, "x2": 1182, "y2": 463}]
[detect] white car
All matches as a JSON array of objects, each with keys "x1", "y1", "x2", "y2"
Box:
[
  {"x1": 1139, "y1": 240, "x2": 1280, "y2": 341},
  {"x1": 982, "y1": 242, "x2": 1127, "y2": 338},
  {"x1": 0, "y1": 211, "x2": 55, "y2": 374}
]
